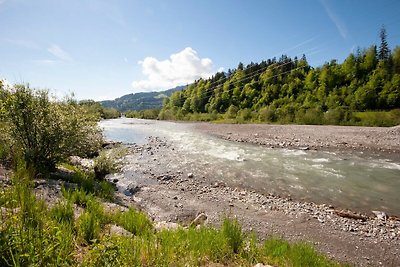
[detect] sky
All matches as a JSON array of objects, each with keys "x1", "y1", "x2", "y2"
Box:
[{"x1": 1, "y1": 0, "x2": 400, "y2": 101}]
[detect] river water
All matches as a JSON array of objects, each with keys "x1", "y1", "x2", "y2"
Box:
[{"x1": 100, "y1": 118, "x2": 400, "y2": 216}]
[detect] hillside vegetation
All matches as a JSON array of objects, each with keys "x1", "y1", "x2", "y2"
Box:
[
  {"x1": 101, "y1": 86, "x2": 184, "y2": 112},
  {"x1": 158, "y1": 28, "x2": 400, "y2": 126}
]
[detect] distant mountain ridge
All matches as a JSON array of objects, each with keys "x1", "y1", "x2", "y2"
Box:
[{"x1": 100, "y1": 85, "x2": 185, "y2": 112}]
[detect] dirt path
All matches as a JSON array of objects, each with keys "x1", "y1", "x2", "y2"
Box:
[{"x1": 108, "y1": 135, "x2": 400, "y2": 267}]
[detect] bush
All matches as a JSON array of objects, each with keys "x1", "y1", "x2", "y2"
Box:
[
  {"x1": 222, "y1": 218, "x2": 244, "y2": 254},
  {"x1": 0, "y1": 85, "x2": 103, "y2": 175},
  {"x1": 93, "y1": 150, "x2": 121, "y2": 179}
]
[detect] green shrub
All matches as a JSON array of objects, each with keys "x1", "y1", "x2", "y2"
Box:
[
  {"x1": 93, "y1": 151, "x2": 120, "y2": 179},
  {"x1": 50, "y1": 200, "x2": 74, "y2": 224},
  {"x1": 77, "y1": 197, "x2": 104, "y2": 244},
  {"x1": 0, "y1": 85, "x2": 103, "y2": 175},
  {"x1": 78, "y1": 210, "x2": 101, "y2": 244},
  {"x1": 113, "y1": 208, "x2": 153, "y2": 236},
  {"x1": 98, "y1": 180, "x2": 115, "y2": 200},
  {"x1": 353, "y1": 109, "x2": 400, "y2": 126},
  {"x1": 63, "y1": 188, "x2": 93, "y2": 207},
  {"x1": 222, "y1": 217, "x2": 244, "y2": 254}
]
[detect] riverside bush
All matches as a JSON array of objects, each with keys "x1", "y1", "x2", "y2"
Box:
[
  {"x1": 222, "y1": 217, "x2": 244, "y2": 254},
  {"x1": 0, "y1": 85, "x2": 103, "y2": 175}
]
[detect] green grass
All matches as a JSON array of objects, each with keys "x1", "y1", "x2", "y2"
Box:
[
  {"x1": 0, "y1": 167, "x2": 349, "y2": 267},
  {"x1": 112, "y1": 208, "x2": 153, "y2": 236},
  {"x1": 352, "y1": 109, "x2": 400, "y2": 126}
]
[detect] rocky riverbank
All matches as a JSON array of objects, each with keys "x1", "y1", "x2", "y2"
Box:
[
  {"x1": 194, "y1": 123, "x2": 400, "y2": 155},
  {"x1": 106, "y1": 136, "x2": 399, "y2": 266},
  {"x1": 2, "y1": 121, "x2": 399, "y2": 266}
]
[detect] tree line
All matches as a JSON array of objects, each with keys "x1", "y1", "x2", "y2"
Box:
[{"x1": 157, "y1": 28, "x2": 400, "y2": 125}]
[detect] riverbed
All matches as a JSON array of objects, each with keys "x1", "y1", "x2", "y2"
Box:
[{"x1": 100, "y1": 118, "x2": 400, "y2": 217}]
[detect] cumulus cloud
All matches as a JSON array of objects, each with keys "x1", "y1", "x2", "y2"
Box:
[
  {"x1": 48, "y1": 44, "x2": 72, "y2": 61},
  {"x1": 132, "y1": 47, "x2": 217, "y2": 92}
]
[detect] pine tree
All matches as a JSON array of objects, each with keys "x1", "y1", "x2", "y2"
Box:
[{"x1": 379, "y1": 26, "x2": 390, "y2": 61}]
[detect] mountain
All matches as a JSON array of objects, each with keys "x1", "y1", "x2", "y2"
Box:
[{"x1": 100, "y1": 85, "x2": 185, "y2": 112}]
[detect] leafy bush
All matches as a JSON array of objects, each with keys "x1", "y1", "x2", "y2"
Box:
[
  {"x1": 93, "y1": 151, "x2": 120, "y2": 179},
  {"x1": 222, "y1": 217, "x2": 244, "y2": 254},
  {"x1": 0, "y1": 85, "x2": 103, "y2": 175}
]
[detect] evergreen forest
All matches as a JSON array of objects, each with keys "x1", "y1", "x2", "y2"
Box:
[{"x1": 157, "y1": 28, "x2": 400, "y2": 126}]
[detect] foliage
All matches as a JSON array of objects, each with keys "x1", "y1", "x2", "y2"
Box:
[
  {"x1": 79, "y1": 100, "x2": 121, "y2": 119},
  {"x1": 100, "y1": 85, "x2": 184, "y2": 112},
  {"x1": 125, "y1": 108, "x2": 161, "y2": 119},
  {"x1": 93, "y1": 146, "x2": 126, "y2": 179},
  {"x1": 57, "y1": 165, "x2": 115, "y2": 201},
  {"x1": 222, "y1": 217, "x2": 244, "y2": 254},
  {"x1": 0, "y1": 167, "x2": 346, "y2": 267},
  {"x1": 0, "y1": 85, "x2": 103, "y2": 175},
  {"x1": 112, "y1": 208, "x2": 153, "y2": 236},
  {"x1": 160, "y1": 29, "x2": 400, "y2": 126}
]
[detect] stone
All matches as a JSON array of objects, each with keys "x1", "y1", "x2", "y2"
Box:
[
  {"x1": 187, "y1": 173, "x2": 194, "y2": 178},
  {"x1": 372, "y1": 210, "x2": 387, "y2": 221},
  {"x1": 124, "y1": 182, "x2": 140, "y2": 196},
  {"x1": 155, "y1": 221, "x2": 180, "y2": 231},
  {"x1": 190, "y1": 213, "x2": 207, "y2": 227},
  {"x1": 107, "y1": 224, "x2": 133, "y2": 237},
  {"x1": 254, "y1": 263, "x2": 274, "y2": 267}
]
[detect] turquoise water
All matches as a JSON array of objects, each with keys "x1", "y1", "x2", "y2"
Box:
[{"x1": 100, "y1": 118, "x2": 400, "y2": 216}]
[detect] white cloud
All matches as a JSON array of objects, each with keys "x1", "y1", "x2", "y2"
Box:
[
  {"x1": 34, "y1": 59, "x2": 58, "y2": 66},
  {"x1": 132, "y1": 47, "x2": 217, "y2": 92},
  {"x1": 48, "y1": 44, "x2": 72, "y2": 61},
  {"x1": 320, "y1": 0, "x2": 348, "y2": 40}
]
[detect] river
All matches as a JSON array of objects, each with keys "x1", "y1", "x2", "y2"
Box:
[{"x1": 100, "y1": 118, "x2": 400, "y2": 216}]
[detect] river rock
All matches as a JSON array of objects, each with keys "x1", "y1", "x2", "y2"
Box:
[
  {"x1": 155, "y1": 221, "x2": 180, "y2": 231},
  {"x1": 254, "y1": 264, "x2": 274, "y2": 267},
  {"x1": 107, "y1": 224, "x2": 133, "y2": 237},
  {"x1": 124, "y1": 182, "x2": 141, "y2": 196},
  {"x1": 190, "y1": 212, "x2": 207, "y2": 227},
  {"x1": 187, "y1": 173, "x2": 194, "y2": 178},
  {"x1": 372, "y1": 210, "x2": 387, "y2": 221}
]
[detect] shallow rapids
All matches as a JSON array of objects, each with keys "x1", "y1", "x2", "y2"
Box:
[{"x1": 100, "y1": 118, "x2": 400, "y2": 216}]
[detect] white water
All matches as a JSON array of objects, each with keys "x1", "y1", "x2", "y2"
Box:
[{"x1": 100, "y1": 118, "x2": 400, "y2": 216}]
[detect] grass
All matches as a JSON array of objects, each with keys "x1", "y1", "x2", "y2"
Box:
[
  {"x1": 352, "y1": 109, "x2": 400, "y2": 126},
  {"x1": 0, "y1": 166, "x2": 349, "y2": 266}
]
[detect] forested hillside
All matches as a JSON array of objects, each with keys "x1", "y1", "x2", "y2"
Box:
[
  {"x1": 159, "y1": 29, "x2": 400, "y2": 125},
  {"x1": 101, "y1": 86, "x2": 184, "y2": 112}
]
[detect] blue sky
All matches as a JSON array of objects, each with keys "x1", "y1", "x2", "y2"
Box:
[{"x1": 1, "y1": 0, "x2": 400, "y2": 100}]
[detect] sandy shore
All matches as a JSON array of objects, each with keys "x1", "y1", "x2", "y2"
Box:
[{"x1": 194, "y1": 123, "x2": 400, "y2": 155}]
